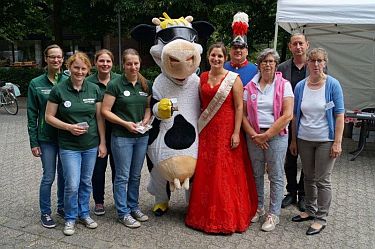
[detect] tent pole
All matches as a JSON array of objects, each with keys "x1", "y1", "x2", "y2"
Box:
[{"x1": 274, "y1": 22, "x2": 279, "y2": 50}]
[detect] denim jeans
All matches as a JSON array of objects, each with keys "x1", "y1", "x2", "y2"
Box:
[
  {"x1": 60, "y1": 147, "x2": 98, "y2": 222},
  {"x1": 92, "y1": 154, "x2": 115, "y2": 204},
  {"x1": 111, "y1": 135, "x2": 148, "y2": 218},
  {"x1": 246, "y1": 134, "x2": 288, "y2": 216},
  {"x1": 39, "y1": 142, "x2": 64, "y2": 215}
]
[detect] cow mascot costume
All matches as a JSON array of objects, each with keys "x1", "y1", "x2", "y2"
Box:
[{"x1": 131, "y1": 13, "x2": 214, "y2": 216}]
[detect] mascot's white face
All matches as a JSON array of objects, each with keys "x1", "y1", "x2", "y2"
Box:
[{"x1": 149, "y1": 15, "x2": 203, "y2": 85}]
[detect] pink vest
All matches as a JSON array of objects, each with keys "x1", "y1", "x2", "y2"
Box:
[{"x1": 244, "y1": 72, "x2": 287, "y2": 136}]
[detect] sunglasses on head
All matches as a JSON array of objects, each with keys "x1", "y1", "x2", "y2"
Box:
[{"x1": 155, "y1": 26, "x2": 198, "y2": 44}]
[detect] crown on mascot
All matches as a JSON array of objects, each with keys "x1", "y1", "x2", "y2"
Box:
[{"x1": 231, "y1": 12, "x2": 249, "y2": 47}]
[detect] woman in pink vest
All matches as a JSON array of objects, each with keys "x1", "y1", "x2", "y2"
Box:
[{"x1": 242, "y1": 48, "x2": 294, "y2": 232}]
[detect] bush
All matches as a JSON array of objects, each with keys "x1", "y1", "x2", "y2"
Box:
[{"x1": 0, "y1": 67, "x2": 45, "y2": 96}]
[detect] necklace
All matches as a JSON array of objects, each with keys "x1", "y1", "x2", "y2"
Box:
[
  {"x1": 308, "y1": 75, "x2": 326, "y2": 85},
  {"x1": 209, "y1": 70, "x2": 225, "y2": 81}
]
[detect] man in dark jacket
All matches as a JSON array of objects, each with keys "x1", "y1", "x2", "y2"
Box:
[{"x1": 278, "y1": 33, "x2": 309, "y2": 212}]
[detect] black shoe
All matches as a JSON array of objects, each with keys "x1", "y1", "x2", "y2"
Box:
[
  {"x1": 298, "y1": 196, "x2": 306, "y2": 212},
  {"x1": 292, "y1": 214, "x2": 314, "y2": 222},
  {"x1": 306, "y1": 224, "x2": 326, "y2": 235},
  {"x1": 41, "y1": 214, "x2": 56, "y2": 228},
  {"x1": 281, "y1": 194, "x2": 297, "y2": 208}
]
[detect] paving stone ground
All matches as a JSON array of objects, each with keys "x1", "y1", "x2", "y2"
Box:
[{"x1": 1, "y1": 98, "x2": 374, "y2": 248}]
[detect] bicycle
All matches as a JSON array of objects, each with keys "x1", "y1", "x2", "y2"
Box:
[{"x1": 0, "y1": 81, "x2": 19, "y2": 115}]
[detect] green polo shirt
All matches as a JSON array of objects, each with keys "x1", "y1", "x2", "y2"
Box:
[
  {"x1": 106, "y1": 75, "x2": 152, "y2": 138},
  {"x1": 48, "y1": 78, "x2": 103, "y2": 150},
  {"x1": 85, "y1": 71, "x2": 121, "y2": 95},
  {"x1": 27, "y1": 72, "x2": 68, "y2": 148}
]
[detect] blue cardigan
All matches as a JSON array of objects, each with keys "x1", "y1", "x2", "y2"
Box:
[{"x1": 294, "y1": 75, "x2": 344, "y2": 140}]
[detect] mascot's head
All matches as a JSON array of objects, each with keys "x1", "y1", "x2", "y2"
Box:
[{"x1": 131, "y1": 13, "x2": 214, "y2": 85}]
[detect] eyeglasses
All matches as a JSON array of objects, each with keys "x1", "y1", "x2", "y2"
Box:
[
  {"x1": 47, "y1": 55, "x2": 63, "y2": 60},
  {"x1": 261, "y1": 60, "x2": 276, "y2": 65},
  {"x1": 155, "y1": 26, "x2": 198, "y2": 44},
  {"x1": 308, "y1": 59, "x2": 325, "y2": 64}
]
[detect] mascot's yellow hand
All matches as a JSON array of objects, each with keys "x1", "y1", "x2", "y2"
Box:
[{"x1": 158, "y1": 98, "x2": 172, "y2": 119}]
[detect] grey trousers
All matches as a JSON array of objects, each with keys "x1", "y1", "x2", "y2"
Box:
[{"x1": 297, "y1": 139, "x2": 336, "y2": 224}]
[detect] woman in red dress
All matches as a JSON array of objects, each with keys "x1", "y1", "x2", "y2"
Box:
[{"x1": 185, "y1": 42, "x2": 257, "y2": 234}]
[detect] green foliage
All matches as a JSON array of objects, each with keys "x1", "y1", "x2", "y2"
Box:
[
  {"x1": 0, "y1": 0, "x2": 50, "y2": 42},
  {"x1": 0, "y1": 67, "x2": 45, "y2": 96}
]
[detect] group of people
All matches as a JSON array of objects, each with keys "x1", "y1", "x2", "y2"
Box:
[
  {"x1": 27, "y1": 31, "x2": 344, "y2": 236},
  {"x1": 27, "y1": 45, "x2": 151, "y2": 235}
]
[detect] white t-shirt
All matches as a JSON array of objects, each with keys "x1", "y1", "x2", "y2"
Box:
[
  {"x1": 298, "y1": 83, "x2": 331, "y2": 141},
  {"x1": 244, "y1": 74, "x2": 293, "y2": 128}
]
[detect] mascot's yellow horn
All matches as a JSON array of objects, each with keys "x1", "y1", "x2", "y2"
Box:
[{"x1": 159, "y1": 12, "x2": 190, "y2": 29}]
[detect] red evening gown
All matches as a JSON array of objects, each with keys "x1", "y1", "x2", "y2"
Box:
[{"x1": 185, "y1": 72, "x2": 258, "y2": 234}]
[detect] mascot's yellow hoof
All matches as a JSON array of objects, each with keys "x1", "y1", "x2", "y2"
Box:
[{"x1": 153, "y1": 203, "x2": 169, "y2": 216}]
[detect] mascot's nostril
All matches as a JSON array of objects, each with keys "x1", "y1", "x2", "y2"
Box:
[
  {"x1": 186, "y1": 56, "x2": 194, "y2": 62},
  {"x1": 170, "y1": 57, "x2": 180, "y2": 63}
]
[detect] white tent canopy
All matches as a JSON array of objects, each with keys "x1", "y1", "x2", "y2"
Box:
[{"x1": 275, "y1": 0, "x2": 375, "y2": 110}]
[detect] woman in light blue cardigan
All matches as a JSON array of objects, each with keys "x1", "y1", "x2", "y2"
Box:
[{"x1": 289, "y1": 48, "x2": 344, "y2": 236}]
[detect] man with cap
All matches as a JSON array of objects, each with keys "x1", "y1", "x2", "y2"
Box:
[{"x1": 224, "y1": 12, "x2": 257, "y2": 86}]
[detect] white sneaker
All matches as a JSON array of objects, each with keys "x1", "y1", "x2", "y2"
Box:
[
  {"x1": 131, "y1": 209, "x2": 149, "y2": 222},
  {"x1": 119, "y1": 214, "x2": 141, "y2": 228},
  {"x1": 79, "y1": 216, "x2": 98, "y2": 229},
  {"x1": 63, "y1": 221, "x2": 75, "y2": 236},
  {"x1": 251, "y1": 208, "x2": 265, "y2": 223},
  {"x1": 261, "y1": 214, "x2": 280, "y2": 232}
]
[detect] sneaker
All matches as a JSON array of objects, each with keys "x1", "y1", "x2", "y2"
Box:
[
  {"x1": 79, "y1": 216, "x2": 98, "y2": 229},
  {"x1": 251, "y1": 208, "x2": 265, "y2": 223},
  {"x1": 261, "y1": 214, "x2": 280, "y2": 232},
  {"x1": 118, "y1": 214, "x2": 141, "y2": 228},
  {"x1": 94, "y1": 204, "x2": 106, "y2": 216},
  {"x1": 63, "y1": 221, "x2": 75, "y2": 236},
  {"x1": 131, "y1": 209, "x2": 149, "y2": 222},
  {"x1": 41, "y1": 214, "x2": 56, "y2": 228},
  {"x1": 57, "y1": 208, "x2": 65, "y2": 218}
]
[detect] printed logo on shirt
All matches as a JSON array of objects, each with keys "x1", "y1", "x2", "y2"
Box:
[
  {"x1": 139, "y1": 91, "x2": 148, "y2": 97},
  {"x1": 83, "y1": 98, "x2": 96, "y2": 104},
  {"x1": 124, "y1": 90, "x2": 131, "y2": 97},
  {"x1": 41, "y1": 89, "x2": 51, "y2": 95},
  {"x1": 64, "y1": 101, "x2": 72, "y2": 108}
]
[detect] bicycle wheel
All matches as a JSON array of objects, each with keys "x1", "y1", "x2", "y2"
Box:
[{"x1": 3, "y1": 91, "x2": 18, "y2": 115}]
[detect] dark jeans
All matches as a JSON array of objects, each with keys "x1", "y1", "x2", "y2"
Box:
[
  {"x1": 284, "y1": 129, "x2": 305, "y2": 197},
  {"x1": 92, "y1": 154, "x2": 116, "y2": 204}
]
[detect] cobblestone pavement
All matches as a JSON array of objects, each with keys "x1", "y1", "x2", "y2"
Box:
[{"x1": 1, "y1": 98, "x2": 375, "y2": 248}]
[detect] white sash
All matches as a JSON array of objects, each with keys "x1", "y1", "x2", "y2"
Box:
[{"x1": 198, "y1": 71, "x2": 238, "y2": 133}]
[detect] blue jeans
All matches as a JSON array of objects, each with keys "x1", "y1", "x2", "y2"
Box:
[
  {"x1": 39, "y1": 142, "x2": 64, "y2": 215},
  {"x1": 60, "y1": 147, "x2": 97, "y2": 222},
  {"x1": 111, "y1": 135, "x2": 148, "y2": 218},
  {"x1": 246, "y1": 134, "x2": 288, "y2": 216}
]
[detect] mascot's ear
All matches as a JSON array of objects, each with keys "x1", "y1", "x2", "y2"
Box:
[
  {"x1": 192, "y1": 21, "x2": 215, "y2": 40},
  {"x1": 130, "y1": 24, "x2": 156, "y2": 43}
]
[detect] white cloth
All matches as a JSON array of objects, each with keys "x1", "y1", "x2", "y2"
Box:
[
  {"x1": 243, "y1": 73, "x2": 293, "y2": 128},
  {"x1": 298, "y1": 83, "x2": 331, "y2": 141}
]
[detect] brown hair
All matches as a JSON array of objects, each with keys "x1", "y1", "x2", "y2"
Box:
[
  {"x1": 207, "y1": 42, "x2": 227, "y2": 60},
  {"x1": 43, "y1": 44, "x2": 63, "y2": 57},
  {"x1": 94, "y1": 49, "x2": 114, "y2": 63},
  {"x1": 65, "y1": 52, "x2": 92, "y2": 73},
  {"x1": 122, "y1": 48, "x2": 148, "y2": 93}
]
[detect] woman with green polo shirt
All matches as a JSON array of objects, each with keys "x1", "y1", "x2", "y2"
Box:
[
  {"x1": 86, "y1": 49, "x2": 120, "y2": 216},
  {"x1": 45, "y1": 52, "x2": 107, "y2": 236},
  {"x1": 27, "y1": 44, "x2": 67, "y2": 228},
  {"x1": 102, "y1": 48, "x2": 152, "y2": 228}
]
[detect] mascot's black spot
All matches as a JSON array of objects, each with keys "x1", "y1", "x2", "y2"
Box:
[
  {"x1": 165, "y1": 114, "x2": 195, "y2": 150},
  {"x1": 146, "y1": 154, "x2": 154, "y2": 172},
  {"x1": 148, "y1": 118, "x2": 161, "y2": 145}
]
